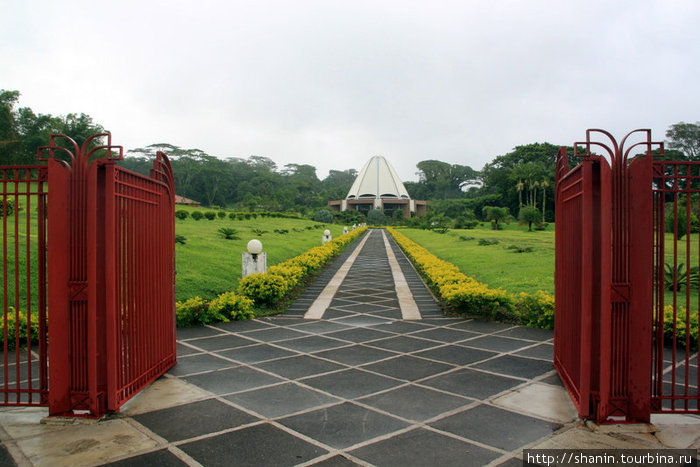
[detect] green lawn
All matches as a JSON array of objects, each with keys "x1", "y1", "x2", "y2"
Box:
[
  {"x1": 398, "y1": 223, "x2": 555, "y2": 295},
  {"x1": 175, "y1": 208, "x2": 347, "y2": 301}
]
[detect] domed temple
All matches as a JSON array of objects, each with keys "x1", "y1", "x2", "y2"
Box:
[{"x1": 328, "y1": 155, "x2": 427, "y2": 217}]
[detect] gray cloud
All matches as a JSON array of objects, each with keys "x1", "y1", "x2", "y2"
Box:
[{"x1": 3, "y1": 0, "x2": 698, "y2": 180}]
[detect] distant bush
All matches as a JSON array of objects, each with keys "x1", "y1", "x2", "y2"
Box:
[
  {"x1": 313, "y1": 209, "x2": 334, "y2": 224},
  {"x1": 228, "y1": 212, "x2": 237, "y2": 220},
  {"x1": 175, "y1": 210, "x2": 189, "y2": 220},
  {"x1": 217, "y1": 227, "x2": 240, "y2": 240},
  {"x1": 217, "y1": 211, "x2": 226, "y2": 219},
  {"x1": 204, "y1": 211, "x2": 217, "y2": 220},
  {"x1": 478, "y1": 238, "x2": 499, "y2": 246},
  {"x1": 191, "y1": 211, "x2": 203, "y2": 220},
  {"x1": 0, "y1": 308, "x2": 39, "y2": 350},
  {"x1": 367, "y1": 208, "x2": 386, "y2": 225},
  {"x1": 175, "y1": 234, "x2": 187, "y2": 245}
]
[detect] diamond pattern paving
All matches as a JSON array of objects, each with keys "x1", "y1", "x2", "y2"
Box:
[{"x1": 75, "y1": 229, "x2": 568, "y2": 466}]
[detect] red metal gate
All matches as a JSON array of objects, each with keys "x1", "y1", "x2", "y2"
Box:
[
  {"x1": 652, "y1": 160, "x2": 700, "y2": 414},
  {"x1": 1, "y1": 133, "x2": 176, "y2": 417},
  {"x1": 555, "y1": 129, "x2": 661, "y2": 423},
  {"x1": 1, "y1": 166, "x2": 49, "y2": 406}
]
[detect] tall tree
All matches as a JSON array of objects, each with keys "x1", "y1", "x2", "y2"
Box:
[
  {"x1": 415, "y1": 160, "x2": 479, "y2": 199},
  {"x1": 666, "y1": 122, "x2": 700, "y2": 160}
]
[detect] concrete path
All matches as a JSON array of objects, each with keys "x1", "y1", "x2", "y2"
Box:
[{"x1": 0, "y1": 229, "x2": 698, "y2": 466}]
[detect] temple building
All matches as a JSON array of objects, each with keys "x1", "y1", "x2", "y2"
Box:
[{"x1": 328, "y1": 155, "x2": 427, "y2": 218}]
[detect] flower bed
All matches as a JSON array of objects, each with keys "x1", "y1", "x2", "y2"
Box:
[{"x1": 387, "y1": 227, "x2": 554, "y2": 328}]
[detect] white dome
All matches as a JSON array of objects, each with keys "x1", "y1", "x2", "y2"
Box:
[{"x1": 346, "y1": 156, "x2": 410, "y2": 200}]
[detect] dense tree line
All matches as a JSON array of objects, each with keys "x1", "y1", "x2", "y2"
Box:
[{"x1": 3, "y1": 89, "x2": 698, "y2": 222}]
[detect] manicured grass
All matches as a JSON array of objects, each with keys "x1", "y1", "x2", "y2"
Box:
[
  {"x1": 175, "y1": 208, "x2": 347, "y2": 301},
  {"x1": 397, "y1": 223, "x2": 555, "y2": 295}
]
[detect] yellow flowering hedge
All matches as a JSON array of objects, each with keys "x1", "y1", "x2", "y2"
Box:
[
  {"x1": 238, "y1": 226, "x2": 368, "y2": 306},
  {"x1": 387, "y1": 228, "x2": 555, "y2": 328},
  {"x1": 664, "y1": 305, "x2": 698, "y2": 350}
]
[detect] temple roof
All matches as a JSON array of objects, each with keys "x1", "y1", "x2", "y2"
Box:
[{"x1": 346, "y1": 156, "x2": 410, "y2": 200}]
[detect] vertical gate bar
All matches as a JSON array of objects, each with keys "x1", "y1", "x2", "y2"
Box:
[
  {"x1": 25, "y1": 172, "x2": 33, "y2": 403},
  {"x1": 48, "y1": 156, "x2": 73, "y2": 415},
  {"x1": 580, "y1": 161, "x2": 594, "y2": 417},
  {"x1": 627, "y1": 153, "x2": 653, "y2": 422},
  {"x1": 671, "y1": 167, "x2": 679, "y2": 411},
  {"x1": 2, "y1": 176, "x2": 8, "y2": 402},
  {"x1": 103, "y1": 164, "x2": 118, "y2": 411},
  {"x1": 37, "y1": 175, "x2": 48, "y2": 403},
  {"x1": 13, "y1": 183, "x2": 20, "y2": 394},
  {"x1": 684, "y1": 185, "x2": 691, "y2": 411}
]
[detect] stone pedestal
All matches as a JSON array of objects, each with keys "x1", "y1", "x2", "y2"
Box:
[{"x1": 242, "y1": 252, "x2": 267, "y2": 277}]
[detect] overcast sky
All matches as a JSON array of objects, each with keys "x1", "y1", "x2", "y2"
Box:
[{"x1": 3, "y1": 0, "x2": 698, "y2": 181}]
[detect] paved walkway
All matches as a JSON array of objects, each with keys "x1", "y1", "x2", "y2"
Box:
[{"x1": 0, "y1": 229, "x2": 698, "y2": 466}]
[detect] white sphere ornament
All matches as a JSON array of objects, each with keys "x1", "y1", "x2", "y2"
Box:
[
  {"x1": 247, "y1": 239, "x2": 263, "y2": 255},
  {"x1": 324, "y1": 229, "x2": 331, "y2": 236}
]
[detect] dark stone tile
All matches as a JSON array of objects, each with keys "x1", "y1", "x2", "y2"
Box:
[
  {"x1": 332, "y1": 315, "x2": 393, "y2": 327},
  {"x1": 326, "y1": 327, "x2": 393, "y2": 343},
  {"x1": 168, "y1": 353, "x2": 238, "y2": 376},
  {"x1": 361, "y1": 355, "x2": 454, "y2": 381},
  {"x1": 179, "y1": 423, "x2": 327, "y2": 467},
  {"x1": 256, "y1": 355, "x2": 346, "y2": 379},
  {"x1": 133, "y1": 399, "x2": 259, "y2": 442},
  {"x1": 461, "y1": 335, "x2": 532, "y2": 353},
  {"x1": 210, "y1": 319, "x2": 276, "y2": 332},
  {"x1": 301, "y1": 369, "x2": 401, "y2": 399},
  {"x1": 0, "y1": 442, "x2": 16, "y2": 467},
  {"x1": 225, "y1": 382, "x2": 341, "y2": 418},
  {"x1": 102, "y1": 449, "x2": 187, "y2": 466},
  {"x1": 411, "y1": 327, "x2": 479, "y2": 343},
  {"x1": 278, "y1": 402, "x2": 409, "y2": 449},
  {"x1": 421, "y1": 368, "x2": 521, "y2": 399},
  {"x1": 186, "y1": 334, "x2": 258, "y2": 351},
  {"x1": 309, "y1": 455, "x2": 362, "y2": 466},
  {"x1": 273, "y1": 335, "x2": 349, "y2": 353},
  {"x1": 496, "y1": 326, "x2": 553, "y2": 341},
  {"x1": 430, "y1": 404, "x2": 561, "y2": 451},
  {"x1": 447, "y1": 320, "x2": 513, "y2": 333},
  {"x1": 540, "y1": 372, "x2": 564, "y2": 387},
  {"x1": 340, "y1": 303, "x2": 398, "y2": 313},
  {"x1": 414, "y1": 345, "x2": 498, "y2": 366},
  {"x1": 176, "y1": 343, "x2": 201, "y2": 356},
  {"x1": 183, "y1": 366, "x2": 283, "y2": 395},
  {"x1": 323, "y1": 309, "x2": 356, "y2": 319},
  {"x1": 215, "y1": 343, "x2": 299, "y2": 364},
  {"x1": 373, "y1": 321, "x2": 436, "y2": 334},
  {"x1": 349, "y1": 428, "x2": 500, "y2": 466},
  {"x1": 287, "y1": 320, "x2": 351, "y2": 334},
  {"x1": 177, "y1": 326, "x2": 226, "y2": 340},
  {"x1": 358, "y1": 384, "x2": 472, "y2": 421},
  {"x1": 514, "y1": 343, "x2": 554, "y2": 361},
  {"x1": 313, "y1": 345, "x2": 398, "y2": 366},
  {"x1": 473, "y1": 355, "x2": 554, "y2": 379},
  {"x1": 366, "y1": 335, "x2": 442, "y2": 353},
  {"x1": 239, "y1": 327, "x2": 308, "y2": 342}
]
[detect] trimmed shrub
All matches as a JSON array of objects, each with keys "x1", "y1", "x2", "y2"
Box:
[
  {"x1": 175, "y1": 210, "x2": 190, "y2": 220},
  {"x1": 204, "y1": 211, "x2": 217, "y2": 220},
  {"x1": 176, "y1": 296, "x2": 216, "y2": 327},
  {"x1": 209, "y1": 292, "x2": 255, "y2": 321},
  {"x1": 514, "y1": 291, "x2": 554, "y2": 329},
  {"x1": 237, "y1": 273, "x2": 289, "y2": 305},
  {"x1": 191, "y1": 211, "x2": 203, "y2": 220},
  {"x1": 217, "y1": 211, "x2": 227, "y2": 219}
]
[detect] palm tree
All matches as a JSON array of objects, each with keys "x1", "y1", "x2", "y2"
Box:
[{"x1": 541, "y1": 179, "x2": 550, "y2": 222}]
